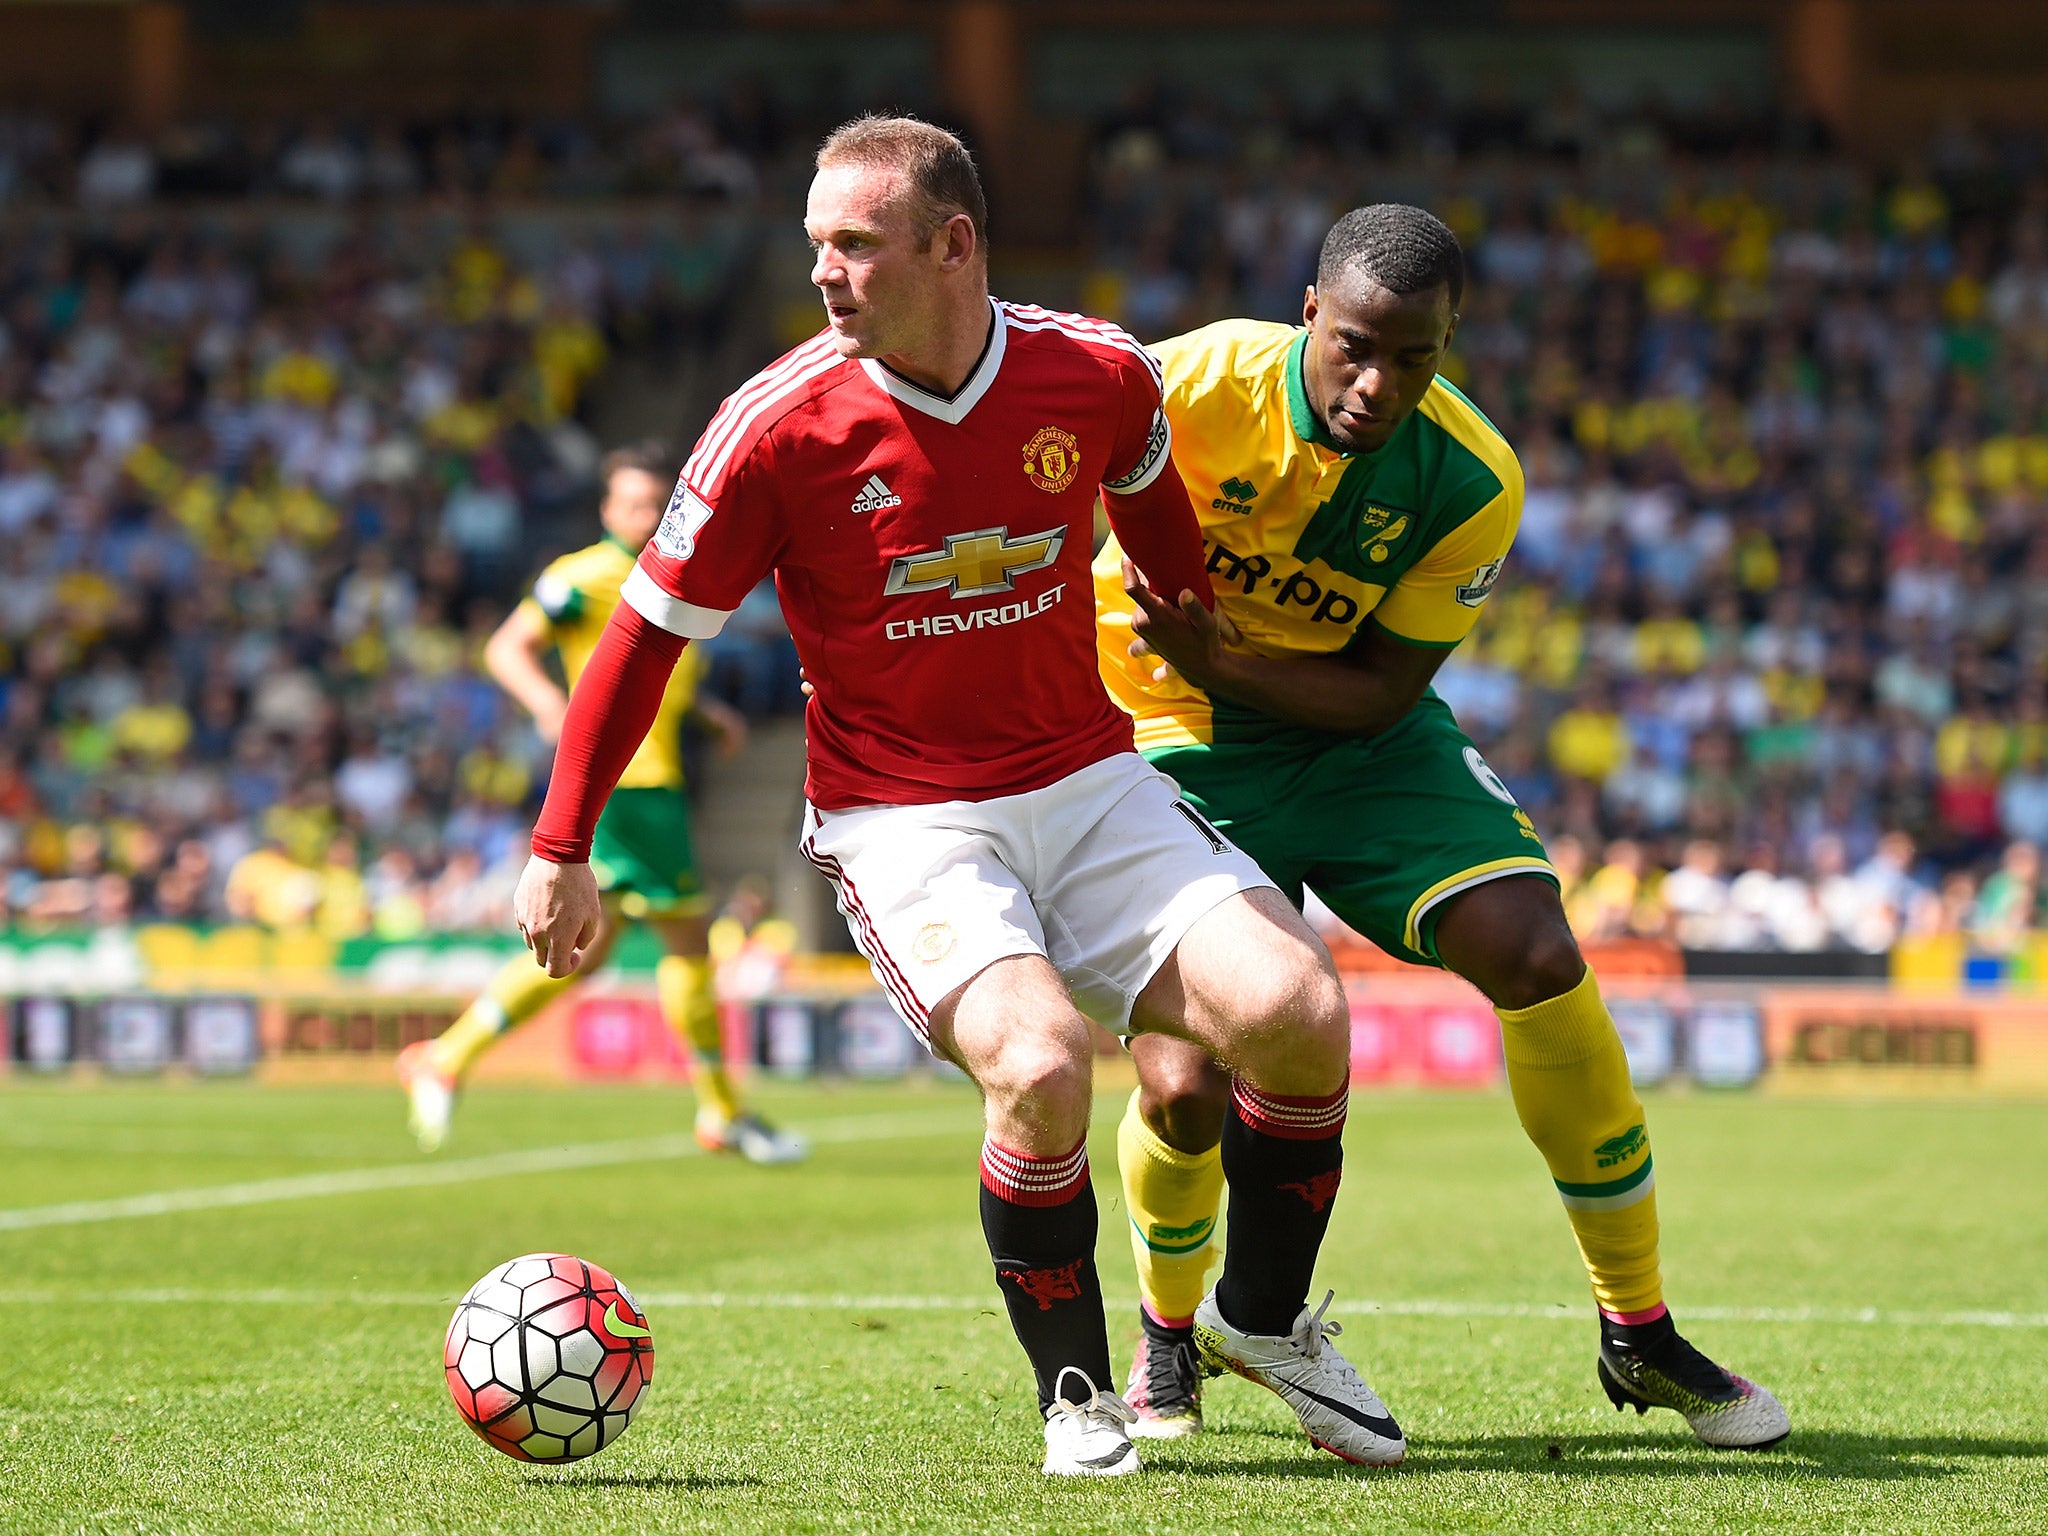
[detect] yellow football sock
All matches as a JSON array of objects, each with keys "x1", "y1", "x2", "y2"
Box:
[
  {"x1": 1496, "y1": 966, "x2": 1665, "y2": 1319},
  {"x1": 431, "y1": 954, "x2": 579, "y2": 1079},
  {"x1": 1117, "y1": 1090, "x2": 1225, "y2": 1326},
  {"x1": 659, "y1": 955, "x2": 741, "y2": 1123}
]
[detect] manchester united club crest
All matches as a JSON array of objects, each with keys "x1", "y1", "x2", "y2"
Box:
[
  {"x1": 911, "y1": 921, "x2": 957, "y2": 963},
  {"x1": 1022, "y1": 426, "x2": 1081, "y2": 493}
]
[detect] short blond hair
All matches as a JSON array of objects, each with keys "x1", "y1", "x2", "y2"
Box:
[{"x1": 816, "y1": 115, "x2": 987, "y2": 248}]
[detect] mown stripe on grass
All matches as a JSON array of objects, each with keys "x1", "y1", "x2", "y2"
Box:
[
  {"x1": 0, "y1": 1287, "x2": 2039, "y2": 1330},
  {"x1": 0, "y1": 1107, "x2": 981, "y2": 1234}
]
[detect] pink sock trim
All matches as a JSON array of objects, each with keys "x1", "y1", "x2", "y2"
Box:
[
  {"x1": 980, "y1": 1135, "x2": 1090, "y2": 1208},
  {"x1": 1140, "y1": 1299, "x2": 1194, "y2": 1331},
  {"x1": 1231, "y1": 1078, "x2": 1348, "y2": 1141},
  {"x1": 1600, "y1": 1302, "x2": 1670, "y2": 1327}
]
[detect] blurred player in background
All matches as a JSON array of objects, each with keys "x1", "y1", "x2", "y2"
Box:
[
  {"x1": 398, "y1": 444, "x2": 807, "y2": 1166},
  {"x1": 515, "y1": 116, "x2": 1407, "y2": 1478},
  {"x1": 1097, "y1": 206, "x2": 1788, "y2": 1450}
]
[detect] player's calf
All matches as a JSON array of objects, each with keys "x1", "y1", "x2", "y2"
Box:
[
  {"x1": 1119, "y1": 1047, "x2": 1229, "y2": 1436},
  {"x1": 935, "y1": 957, "x2": 1120, "y2": 1461},
  {"x1": 1148, "y1": 894, "x2": 1408, "y2": 1467},
  {"x1": 1138, "y1": 888, "x2": 1363, "y2": 1355}
]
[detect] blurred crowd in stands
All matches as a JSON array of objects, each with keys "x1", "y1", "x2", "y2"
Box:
[
  {"x1": 12, "y1": 91, "x2": 2048, "y2": 954},
  {"x1": 0, "y1": 108, "x2": 790, "y2": 939},
  {"x1": 1084, "y1": 90, "x2": 2048, "y2": 953}
]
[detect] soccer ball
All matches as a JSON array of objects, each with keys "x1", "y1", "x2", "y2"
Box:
[{"x1": 443, "y1": 1253, "x2": 655, "y2": 1463}]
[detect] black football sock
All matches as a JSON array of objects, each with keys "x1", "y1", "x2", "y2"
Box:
[
  {"x1": 980, "y1": 1136, "x2": 1114, "y2": 1414},
  {"x1": 1601, "y1": 1305, "x2": 1677, "y2": 1354},
  {"x1": 1214, "y1": 1078, "x2": 1348, "y2": 1337}
]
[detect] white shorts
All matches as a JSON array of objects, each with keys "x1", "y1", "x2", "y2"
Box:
[{"x1": 799, "y1": 752, "x2": 1275, "y2": 1045}]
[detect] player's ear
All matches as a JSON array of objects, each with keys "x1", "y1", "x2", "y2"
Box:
[
  {"x1": 936, "y1": 211, "x2": 978, "y2": 273},
  {"x1": 1302, "y1": 286, "x2": 1319, "y2": 329}
]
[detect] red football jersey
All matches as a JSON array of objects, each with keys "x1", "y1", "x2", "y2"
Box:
[{"x1": 622, "y1": 299, "x2": 1180, "y2": 810}]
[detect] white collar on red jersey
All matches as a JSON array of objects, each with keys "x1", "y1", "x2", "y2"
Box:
[{"x1": 858, "y1": 296, "x2": 1006, "y2": 424}]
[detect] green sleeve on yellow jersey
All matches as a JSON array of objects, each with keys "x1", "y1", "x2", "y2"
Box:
[
  {"x1": 1368, "y1": 479, "x2": 1521, "y2": 648},
  {"x1": 529, "y1": 564, "x2": 585, "y2": 627},
  {"x1": 1367, "y1": 381, "x2": 1525, "y2": 650}
]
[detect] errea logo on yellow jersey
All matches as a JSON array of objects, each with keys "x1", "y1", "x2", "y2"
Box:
[{"x1": 1212, "y1": 477, "x2": 1258, "y2": 515}]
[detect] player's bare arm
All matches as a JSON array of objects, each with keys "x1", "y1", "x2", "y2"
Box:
[
  {"x1": 484, "y1": 601, "x2": 570, "y2": 743},
  {"x1": 1126, "y1": 560, "x2": 1445, "y2": 736},
  {"x1": 690, "y1": 693, "x2": 750, "y2": 757}
]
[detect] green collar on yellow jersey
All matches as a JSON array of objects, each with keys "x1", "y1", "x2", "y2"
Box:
[
  {"x1": 1283, "y1": 329, "x2": 1418, "y2": 464},
  {"x1": 601, "y1": 532, "x2": 638, "y2": 558}
]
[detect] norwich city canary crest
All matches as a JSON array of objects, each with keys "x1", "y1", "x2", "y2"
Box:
[{"x1": 1360, "y1": 506, "x2": 1411, "y2": 563}]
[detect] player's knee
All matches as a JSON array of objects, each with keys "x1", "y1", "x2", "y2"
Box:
[
  {"x1": 1497, "y1": 920, "x2": 1587, "y2": 1012},
  {"x1": 982, "y1": 1034, "x2": 1093, "y2": 1135},
  {"x1": 1293, "y1": 971, "x2": 1353, "y2": 1076},
  {"x1": 1138, "y1": 1053, "x2": 1229, "y2": 1152},
  {"x1": 1229, "y1": 956, "x2": 1349, "y2": 1082}
]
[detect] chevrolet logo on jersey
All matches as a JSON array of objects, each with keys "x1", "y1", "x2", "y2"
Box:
[{"x1": 884, "y1": 525, "x2": 1067, "y2": 599}]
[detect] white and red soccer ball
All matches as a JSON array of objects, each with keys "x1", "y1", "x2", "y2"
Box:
[{"x1": 443, "y1": 1253, "x2": 655, "y2": 1463}]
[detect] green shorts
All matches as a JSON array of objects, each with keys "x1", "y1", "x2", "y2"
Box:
[
  {"x1": 590, "y1": 786, "x2": 707, "y2": 918},
  {"x1": 1147, "y1": 694, "x2": 1555, "y2": 967}
]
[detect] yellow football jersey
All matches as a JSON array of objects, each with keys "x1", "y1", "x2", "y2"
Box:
[
  {"x1": 1094, "y1": 320, "x2": 1523, "y2": 749},
  {"x1": 521, "y1": 536, "x2": 703, "y2": 789}
]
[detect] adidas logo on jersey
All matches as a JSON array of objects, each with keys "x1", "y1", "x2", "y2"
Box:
[{"x1": 850, "y1": 474, "x2": 902, "y2": 514}]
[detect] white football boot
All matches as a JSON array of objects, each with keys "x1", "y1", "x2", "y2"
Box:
[
  {"x1": 396, "y1": 1041, "x2": 457, "y2": 1153},
  {"x1": 1193, "y1": 1289, "x2": 1406, "y2": 1466},
  {"x1": 695, "y1": 1107, "x2": 809, "y2": 1165},
  {"x1": 1041, "y1": 1367, "x2": 1141, "y2": 1477},
  {"x1": 1598, "y1": 1322, "x2": 1791, "y2": 1449}
]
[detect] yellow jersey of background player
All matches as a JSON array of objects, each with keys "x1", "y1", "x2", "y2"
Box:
[{"x1": 398, "y1": 442, "x2": 805, "y2": 1167}]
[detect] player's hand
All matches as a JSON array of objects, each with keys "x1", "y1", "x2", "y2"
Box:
[
  {"x1": 696, "y1": 696, "x2": 750, "y2": 757},
  {"x1": 1123, "y1": 557, "x2": 1230, "y2": 686},
  {"x1": 513, "y1": 855, "x2": 601, "y2": 977}
]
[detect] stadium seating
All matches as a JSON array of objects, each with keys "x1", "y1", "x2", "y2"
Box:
[
  {"x1": 7, "y1": 96, "x2": 2048, "y2": 958},
  {"x1": 0, "y1": 110, "x2": 779, "y2": 939}
]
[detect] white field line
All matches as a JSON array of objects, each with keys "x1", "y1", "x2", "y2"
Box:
[
  {"x1": 0, "y1": 1286, "x2": 2038, "y2": 1331},
  {"x1": 0, "y1": 1107, "x2": 981, "y2": 1234}
]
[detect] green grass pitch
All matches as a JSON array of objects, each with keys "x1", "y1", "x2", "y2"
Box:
[{"x1": 0, "y1": 1075, "x2": 2043, "y2": 1534}]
